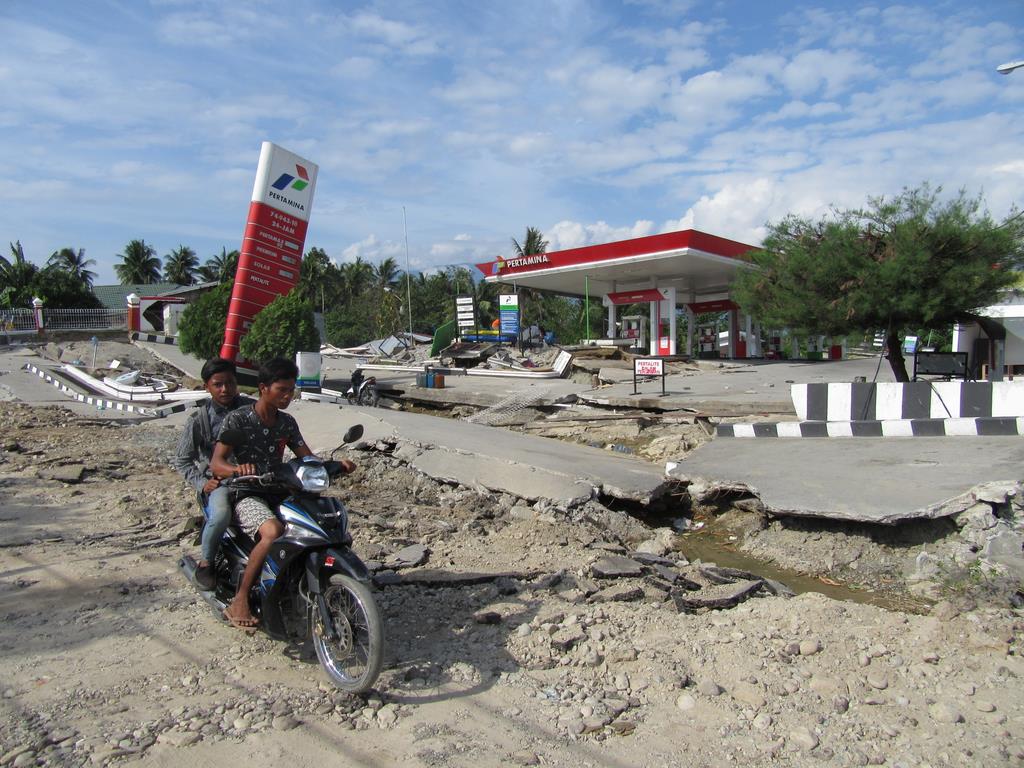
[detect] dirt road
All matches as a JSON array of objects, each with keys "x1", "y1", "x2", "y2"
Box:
[{"x1": 0, "y1": 403, "x2": 1021, "y2": 767}]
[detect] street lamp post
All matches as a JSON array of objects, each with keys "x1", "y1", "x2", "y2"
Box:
[{"x1": 997, "y1": 60, "x2": 1024, "y2": 75}]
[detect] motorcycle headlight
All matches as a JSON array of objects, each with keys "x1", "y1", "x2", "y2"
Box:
[{"x1": 295, "y1": 464, "x2": 329, "y2": 492}]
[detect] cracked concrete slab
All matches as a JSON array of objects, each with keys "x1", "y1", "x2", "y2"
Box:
[
  {"x1": 290, "y1": 401, "x2": 668, "y2": 508},
  {"x1": 668, "y1": 437, "x2": 1024, "y2": 524}
]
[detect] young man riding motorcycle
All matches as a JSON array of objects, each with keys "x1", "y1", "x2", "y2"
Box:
[
  {"x1": 171, "y1": 357, "x2": 254, "y2": 590},
  {"x1": 210, "y1": 357, "x2": 354, "y2": 629}
]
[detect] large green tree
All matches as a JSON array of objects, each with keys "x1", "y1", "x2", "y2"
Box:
[
  {"x1": 732, "y1": 186, "x2": 1024, "y2": 381},
  {"x1": 297, "y1": 246, "x2": 341, "y2": 312},
  {"x1": 33, "y1": 266, "x2": 101, "y2": 309},
  {"x1": 47, "y1": 247, "x2": 96, "y2": 287},
  {"x1": 164, "y1": 245, "x2": 198, "y2": 285},
  {"x1": 115, "y1": 239, "x2": 162, "y2": 284},
  {"x1": 1, "y1": 242, "x2": 99, "y2": 309}
]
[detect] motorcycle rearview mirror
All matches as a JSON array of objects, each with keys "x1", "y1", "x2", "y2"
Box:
[
  {"x1": 330, "y1": 424, "x2": 364, "y2": 459},
  {"x1": 218, "y1": 428, "x2": 247, "y2": 448}
]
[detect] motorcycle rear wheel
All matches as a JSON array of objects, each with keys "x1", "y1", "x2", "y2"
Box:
[
  {"x1": 357, "y1": 386, "x2": 379, "y2": 407},
  {"x1": 310, "y1": 574, "x2": 383, "y2": 693}
]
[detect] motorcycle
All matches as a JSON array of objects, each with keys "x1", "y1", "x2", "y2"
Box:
[
  {"x1": 179, "y1": 423, "x2": 384, "y2": 693},
  {"x1": 345, "y1": 369, "x2": 379, "y2": 407}
]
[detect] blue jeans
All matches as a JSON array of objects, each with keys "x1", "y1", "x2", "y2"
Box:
[{"x1": 200, "y1": 486, "x2": 232, "y2": 563}]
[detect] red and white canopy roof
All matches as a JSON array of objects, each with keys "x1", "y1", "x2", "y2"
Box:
[{"x1": 477, "y1": 229, "x2": 757, "y2": 301}]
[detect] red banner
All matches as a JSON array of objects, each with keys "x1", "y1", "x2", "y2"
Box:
[
  {"x1": 687, "y1": 299, "x2": 738, "y2": 313},
  {"x1": 607, "y1": 289, "x2": 664, "y2": 305}
]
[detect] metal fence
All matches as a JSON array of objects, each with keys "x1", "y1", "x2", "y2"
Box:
[
  {"x1": 0, "y1": 309, "x2": 36, "y2": 335},
  {"x1": 1, "y1": 307, "x2": 130, "y2": 336},
  {"x1": 42, "y1": 308, "x2": 128, "y2": 331}
]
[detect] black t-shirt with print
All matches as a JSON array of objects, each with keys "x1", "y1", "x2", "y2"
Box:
[{"x1": 217, "y1": 405, "x2": 307, "y2": 474}]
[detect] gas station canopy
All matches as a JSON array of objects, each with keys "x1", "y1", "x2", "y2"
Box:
[
  {"x1": 476, "y1": 229, "x2": 757, "y2": 301},
  {"x1": 475, "y1": 228, "x2": 761, "y2": 357}
]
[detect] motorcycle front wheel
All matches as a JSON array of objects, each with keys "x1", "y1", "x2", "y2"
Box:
[{"x1": 310, "y1": 574, "x2": 384, "y2": 693}]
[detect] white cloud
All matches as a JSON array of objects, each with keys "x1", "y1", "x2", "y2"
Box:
[
  {"x1": 546, "y1": 219, "x2": 655, "y2": 251},
  {"x1": 340, "y1": 234, "x2": 405, "y2": 264},
  {"x1": 765, "y1": 100, "x2": 843, "y2": 122},
  {"x1": 439, "y1": 71, "x2": 519, "y2": 105},
  {"x1": 666, "y1": 56, "x2": 783, "y2": 124},
  {"x1": 348, "y1": 12, "x2": 439, "y2": 56},
  {"x1": 331, "y1": 56, "x2": 378, "y2": 80},
  {"x1": 779, "y1": 49, "x2": 875, "y2": 98},
  {"x1": 550, "y1": 50, "x2": 669, "y2": 118},
  {"x1": 663, "y1": 179, "x2": 780, "y2": 245}
]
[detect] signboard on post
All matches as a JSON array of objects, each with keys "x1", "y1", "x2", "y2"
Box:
[
  {"x1": 633, "y1": 357, "x2": 666, "y2": 395},
  {"x1": 499, "y1": 293, "x2": 519, "y2": 337},
  {"x1": 456, "y1": 295, "x2": 476, "y2": 333},
  {"x1": 221, "y1": 142, "x2": 319, "y2": 363}
]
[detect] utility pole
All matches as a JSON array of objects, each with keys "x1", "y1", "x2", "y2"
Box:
[{"x1": 403, "y1": 206, "x2": 413, "y2": 337}]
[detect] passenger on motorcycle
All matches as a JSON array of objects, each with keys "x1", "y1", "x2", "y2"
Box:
[
  {"x1": 211, "y1": 357, "x2": 355, "y2": 629},
  {"x1": 172, "y1": 357, "x2": 254, "y2": 590}
]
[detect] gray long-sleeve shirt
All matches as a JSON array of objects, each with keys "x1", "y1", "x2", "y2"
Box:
[{"x1": 171, "y1": 395, "x2": 255, "y2": 494}]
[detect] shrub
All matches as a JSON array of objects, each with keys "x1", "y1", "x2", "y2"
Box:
[
  {"x1": 239, "y1": 290, "x2": 320, "y2": 362},
  {"x1": 178, "y1": 282, "x2": 232, "y2": 359}
]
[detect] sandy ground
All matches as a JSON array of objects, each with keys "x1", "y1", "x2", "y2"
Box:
[{"x1": 1, "y1": 402, "x2": 1022, "y2": 768}]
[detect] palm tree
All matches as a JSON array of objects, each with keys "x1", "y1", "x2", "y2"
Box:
[
  {"x1": 511, "y1": 226, "x2": 548, "y2": 259},
  {"x1": 509, "y1": 226, "x2": 549, "y2": 326},
  {"x1": 115, "y1": 239, "x2": 162, "y2": 284},
  {"x1": 373, "y1": 256, "x2": 400, "y2": 291},
  {"x1": 47, "y1": 247, "x2": 96, "y2": 287},
  {"x1": 0, "y1": 241, "x2": 39, "y2": 308},
  {"x1": 163, "y1": 245, "x2": 198, "y2": 285},
  {"x1": 339, "y1": 257, "x2": 374, "y2": 301},
  {"x1": 196, "y1": 247, "x2": 239, "y2": 283}
]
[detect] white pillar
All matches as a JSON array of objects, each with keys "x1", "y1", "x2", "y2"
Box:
[
  {"x1": 648, "y1": 299, "x2": 657, "y2": 356},
  {"x1": 685, "y1": 306, "x2": 695, "y2": 357},
  {"x1": 663, "y1": 287, "x2": 677, "y2": 355},
  {"x1": 32, "y1": 297, "x2": 44, "y2": 332},
  {"x1": 604, "y1": 296, "x2": 617, "y2": 338},
  {"x1": 727, "y1": 309, "x2": 738, "y2": 358}
]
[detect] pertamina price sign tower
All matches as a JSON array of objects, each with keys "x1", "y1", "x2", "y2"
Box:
[{"x1": 220, "y1": 142, "x2": 318, "y2": 364}]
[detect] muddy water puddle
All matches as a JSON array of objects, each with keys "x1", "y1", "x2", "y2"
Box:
[{"x1": 677, "y1": 530, "x2": 930, "y2": 613}]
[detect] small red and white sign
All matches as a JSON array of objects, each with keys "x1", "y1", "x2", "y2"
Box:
[{"x1": 634, "y1": 358, "x2": 664, "y2": 377}]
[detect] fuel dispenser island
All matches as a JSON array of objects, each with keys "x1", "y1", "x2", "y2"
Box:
[
  {"x1": 698, "y1": 323, "x2": 719, "y2": 359},
  {"x1": 621, "y1": 315, "x2": 647, "y2": 352}
]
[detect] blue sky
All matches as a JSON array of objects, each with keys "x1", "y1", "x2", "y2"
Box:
[{"x1": 2, "y1": 0, "x2": 1022, "y2": 285}]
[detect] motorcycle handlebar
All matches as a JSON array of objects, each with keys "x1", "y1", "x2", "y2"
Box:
[{"x1": 221, "y1": 473, "x2": 274, "y2": 487}]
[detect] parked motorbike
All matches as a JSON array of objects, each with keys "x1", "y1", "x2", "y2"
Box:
[
  {"x1": 179, "y1": 423, "x2": 384, "y2": 693},
  {"x1": 345, "y1": 369, "x2": 379, "y2": 407}
]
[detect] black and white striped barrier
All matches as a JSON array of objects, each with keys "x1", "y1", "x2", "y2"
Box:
[
  {"x1": 130, "y1": 331, "x2": 177, "y2": 346},
  {"x1": 792, "y1": 382, "x2": 1024, "y2": 421},
  {"x1": 22, "y1": 363, "x2": 193, "y2": 418},
  {"x1": 717, "y1": 417, "x2": 1024, "y2": 438}
]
